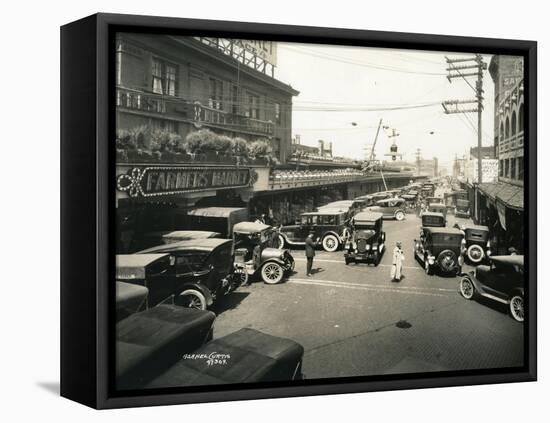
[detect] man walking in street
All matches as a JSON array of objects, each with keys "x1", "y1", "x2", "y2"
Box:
[
  {"x1": 391, "y1": 241, "x2": 405, "y2": 282},
  {"x1": 305, "y1": 232, "x2": 316, "y2": 277}
]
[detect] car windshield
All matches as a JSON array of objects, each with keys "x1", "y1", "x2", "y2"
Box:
[
  {"x1": 174, "y1": 252, "x2": 210, "y2": 272},
  {"x1": 355, "y1": 222, "x2": 376, "y2": 230},
  {"x1": 431, "y1": 233, "x2": 462, "y2": 244},
  {"x1": 423, "y1": 216, "x2": 444, "y2": 226},
  {"x1": 465, "y1": 229, "x2": 488, "y2": 241}
]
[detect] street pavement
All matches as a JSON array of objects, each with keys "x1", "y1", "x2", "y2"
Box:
[{"x1": 212, "y1": 208, "x2": 524, "y2": 379}]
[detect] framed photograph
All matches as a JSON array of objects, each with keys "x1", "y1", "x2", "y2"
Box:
[{"x1": 60, "y1": 13, "x2": 537, "y2": 409}]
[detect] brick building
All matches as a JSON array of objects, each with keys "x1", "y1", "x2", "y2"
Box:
[
  {"x1": 469, "y1": 55, "x2": 524, "y2": 253},
  {"x1": 116, "y1": 34, "x2": 298, "y2": 163}
]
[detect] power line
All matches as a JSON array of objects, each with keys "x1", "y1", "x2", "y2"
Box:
[{"x1": 280, "y1": 45, "x2": 447, "y2": 76}]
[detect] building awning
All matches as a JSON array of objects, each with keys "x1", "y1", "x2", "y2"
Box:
[{"x1": 478, "y1": 182, "x2": 524, "y2": 211}]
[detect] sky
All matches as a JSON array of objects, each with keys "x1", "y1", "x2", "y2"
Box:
[{"x1": 273, "y1": 43, "x2": 496, "y2": 173}]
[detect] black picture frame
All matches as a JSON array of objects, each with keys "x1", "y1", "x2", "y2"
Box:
[{"x1": 60, "y1": 12, "x2": 537, "y2": 409}]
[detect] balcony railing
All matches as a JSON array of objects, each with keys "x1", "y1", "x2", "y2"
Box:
[
  {"x1": 116, "y1": 87, "x2": 166, "y2": 114},
  {"x1": 498, "y1": 132, "x2": 524, "y2": 154},
  {"x1": 116, "y1": 87, "x2": 275, "y2": 137},
  {"x1": 192, "y1": 102, "x2": 274, "y2": 137}
]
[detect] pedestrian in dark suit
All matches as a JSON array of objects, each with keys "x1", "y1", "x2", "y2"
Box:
[{"x1": 305, "y1": 232, "x2": 316, "y2": 276}]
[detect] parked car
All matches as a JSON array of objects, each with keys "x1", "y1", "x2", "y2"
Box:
[
  {"x1": 367, "y1": 197, "x2": 407, "y2": 221},
  {"x1": 428, "y1": 203, "x2": 447, "y2": 222},
  {"x1": 233, "y1": 221, "x2": 294, "y2": 284},
  {"x1": 414, "y1": 227, "x2": 465, "y2": 275},
  {"x1": 455, "y1": 199, "x2": 471, "y2": 218},
  {"x1": 278, "y1": 210, "x2": 349, "y2": 252},
  {"x1": 162, "y1": 230, "x2": 221, "y2": 244},
  {"x1": 461, "y1": 224, "x2": 491, "y2": 264},
  {"x1": 116, "y1": 304, "x2": 216, "y2": 390},
  {"x1": 426, "y1": 196, "x2": 443, "y2": 205},
  {"x1": 421, "y1": 212, "x2": 446, "y2": 228},
  {"x1": 186, "y1": 207, "x2": 248, "y2": 237},
  {"x1": 134, "y1": 238, "x2": 240, "y2": 310},
  {"x1": 459, "y1": 255, "x2": 524, "y2": 322},
  {"x1": 145, "y1": 328, "x2": 304, "y2": 388},
  {"x1": 344, "y1": 212, "x2": 385, "y2": 265},
  {"x1": 317, "y1": 200, "x2": 363, "y2": 221},
  {"x1": 115, "y1": 281, "x2": 148, "y2": 322},
  {"x1": 116, "y1": 304, "x2": 304, "y2": 390}
]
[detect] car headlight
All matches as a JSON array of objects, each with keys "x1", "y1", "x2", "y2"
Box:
[
  {"x1": 487, "y1": 250, "x2": 492, "y2": 256},
  {"x1": 428, "y1": 256, "x2": 435, "y2": 264},
  {"x1": 365, "y1": 244, "x2": 371, "y2": 250},
  {"x1": 352, "y1": 241, "x2": 357, "y2": 249},
  {"x1": 345, "y1": 242, "x2": 350, "y2": 249}
]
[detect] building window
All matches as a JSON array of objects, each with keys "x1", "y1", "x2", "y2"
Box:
[
  {"x1": 499, "y1": 159, "x2": 504, "y2": 177},
  {"x1": 511, "y1": 111, "x2": 517, "y2": 136},
  {"x1": 209, "y1": 78, "x2": 224, "y2": 110},
  {"x1": 248, "y1": 94, "x2": 260, "y2": 119},
  {"x1": 505, "y1": 159, "x2": 510, "y2": 178},
  {"x1": 518, "y1": 157, "x2": 524, "y2": 181},
  {"x1": 152, "y1": 58, "x2": 177, "y2": 96},
  {"x1": 274, "y1": 102, "x2": 281, "y2": 123},
  {"x1": 511, "y1": 157, "x2": 517, "y2": 179},
  {"x1": 505, "y1": 117, "x2": 510, "y2": 139}
]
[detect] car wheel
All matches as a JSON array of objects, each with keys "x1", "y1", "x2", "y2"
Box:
[
  {"x1": 277, "y1": 234, "x2": 286, "y2": 249},
  {"x1": 261, "y1": 262, "x2": 284, "y2": 284},
  {"x1": 395, "y1": 210, "x2": 405, "y2": 221},
  {"x1": 322, "y1": 234, "x2": 339, "y2": 252},
  {"x1": 509, "y1": 295, "x2": 524, "y2": 322},
  {"x1": 467, "y1": 244, "x2": 484, "y2": 263},
  {"x1": 424, "y1": 260, "x2": 433, "y2": 275},
  {"x1": 236, "y1": 271, "x2": 249, "y2": 286},
  {"x1": 345, "y1": 258, "x2": 350, "y2": 265},
  {"x1": 176, "y1": 289, "x2": 207, "y2": 310},
  {"x1": 459, "y1": 276, "x2": 476, "y2": 300}
]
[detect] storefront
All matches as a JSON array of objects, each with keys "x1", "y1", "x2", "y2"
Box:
[{"x1": 477, "y1": 182, "x2": 524, "y2": 254}]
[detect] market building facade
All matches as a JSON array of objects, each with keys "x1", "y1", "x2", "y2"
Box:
[
  {"x1": 467, "y1": 55, "x2": 524, "y2": 254},
  {"x1": 114, "y1": 34, "x2": 423, "y2": 253}
]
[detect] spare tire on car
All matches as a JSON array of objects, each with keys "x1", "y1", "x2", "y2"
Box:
[{"x1": 437, "y1": 249, "x2": 457, "y2": 273}]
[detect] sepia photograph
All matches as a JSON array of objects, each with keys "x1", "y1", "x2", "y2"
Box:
[{"x1": 113, "y1": 32, "x2": 526, "y2": 392}]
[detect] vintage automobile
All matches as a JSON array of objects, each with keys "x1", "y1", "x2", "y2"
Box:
[
  {"x1": 317, "y1": 199, "x2": 363, "y2": 220},
  {"x1": 186, "y1": 207, "x2": 248, "y2": 237},
  {"x1": 414, "y1": 227, "x2": 465, "y2": 275},
  {"x1": 115, "y1": 281, "x2": 148, "y2": 322},
  {"x1": 116, "y1": 304, "x2": 217, "y2": 390},
  {"x1": 146, "y1": 328, "x2": 304, "y2": 388},
  {"x1": 344, "y1": 212, "x2": 385, "y2": 265},
  {"x1": 134, "y1": 238, "x2": 240, "y2": 310},
  {"x1": 421, "y1": 211, "x2": 446, "y2": 228},
  {"x1": 278, "y1": 210, "x2": 349, "y2": 252},
  {"x1": 162, "y1": 230, "x2": 221, "y2": 244},
  {"x1": 421, "y1": 183, "x2": 436, "y2": 198},
  {"x1": 116, "y1": 305, "x2": 304, "y2": 390},
  {"x1": 367, "y1": 197, "x2": 407, "y2": 221},
  {"x1": 233, "y1": 221, "x2": 294, "y2": 285},
  {"x1": 426, "y1": 196, "x2": 444, "y2": 205},
  {"x1": 459, "y1": 255, "x2": 524, "y2": 322},
  {"x1": 455, "y1": 199, "x2": 471, "y2": 218},
  {"x1": 461, "y1": 224, "x2": 491, "y2": 264},
  {"x1": 428, "y1": 203, "x2": 447, "y2": 222}
]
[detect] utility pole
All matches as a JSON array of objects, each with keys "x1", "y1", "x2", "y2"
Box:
[{"x1": 442, "y1": 55, "x2": 487, "y2": 183}]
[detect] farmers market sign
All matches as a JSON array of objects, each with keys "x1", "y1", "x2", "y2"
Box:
[{"x1": 116, "y1": 166, "x2": 256, "y2": 198}]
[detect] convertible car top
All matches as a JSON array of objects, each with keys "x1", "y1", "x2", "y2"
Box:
[{"x1": 146, "y1": 328, "x2": 304, "y2": 387}]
